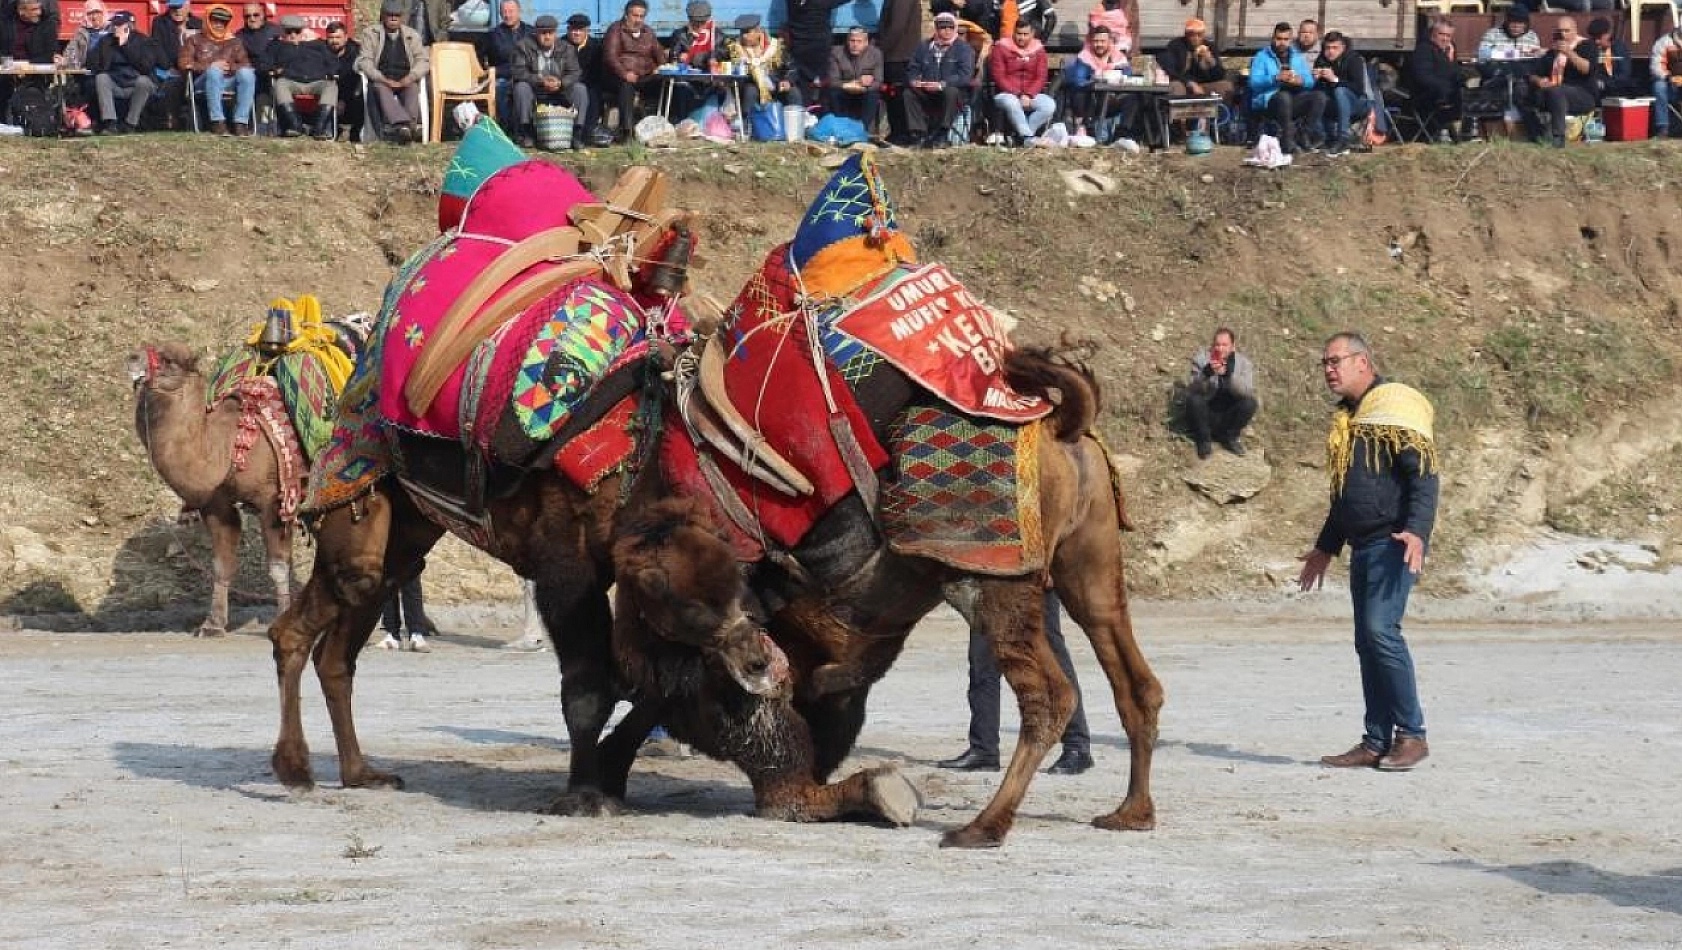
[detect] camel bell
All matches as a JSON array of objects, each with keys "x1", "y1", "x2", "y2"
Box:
[
  {"x1": 646, "y1": 223, "x2": 694, "y2": 298},
  {"x1": 258, "y1": 306, "x2": 294, "y2": 354}
]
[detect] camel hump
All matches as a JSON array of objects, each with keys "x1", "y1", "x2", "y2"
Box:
[{"x1": 1003, "y1": 345, "x2": 1101, "y2": 442}]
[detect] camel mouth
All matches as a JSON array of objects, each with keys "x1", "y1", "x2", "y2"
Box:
[
  {"x1": 722, "y1": 630, "x2": 792, "y2": 699},
  {"x1": 126, "y1": 351, "x2": 155, "y2": 391}
]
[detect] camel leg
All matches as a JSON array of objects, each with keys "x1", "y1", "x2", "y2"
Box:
[
  {"x1": 197, "y1": 499, "x2": 241, "y2": 637},
  {"x1": 594, "y1": 699, "x2": 663, "y2": 801},
  {"x1": 546, "y1": 584, "x2": 625, "y2": 817},
  {"x1": 262, "y1": 513, "x2": 295, "y2": 617},
  {"x1": 745, "y1": 704, "x2": 919, "y2": 826},
  {"x1": 316, "y1": 488, "x2": 442, "y2": 789},
  {"x1": 1052, "y1": 469, "x2": 1163, "y2": 832},
  {"x1": 939, "y1": 576, "x2": 1075, "y2": 849},
  {"x1": 268, "y1": 499, "x2": 383, "y2": 790}
]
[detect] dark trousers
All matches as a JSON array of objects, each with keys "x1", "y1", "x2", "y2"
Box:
[
  {"x1": 1413, "y1": 86, "x2": 1465, "y2": 139},
  {"x1": 827, "y1": 86, "x2": 881, "y2": 131},
  {"x1": 1539, "y1": 83, "x2": 1596, "y2": 141},
  {"x1": 964, "y1": 592, "x2": 1090, "y2": 757},
  {"x1": 1267, "y1": 88, "x2": 1327, "y2": 150},
  {"x1": 883, "y1": 60, "x2": 910, "y2": 141},
  {"x1": 1185, "y1": 392, "x2": 1258, "y2": 446},
  {"x1": 337, "y1": 76, "x2": 365, "y2": 140},
  {"x1": 607, "y1": 74, "x2": 661, "y2": 133},
  {"x1": 381, "y1": 578, "x2": 433, "y2": 636},
  {"x1": 1349, "y1": 537, "x2": 1425, "y2": 753},
  {"x1": 905, "y1": 83, "x2": 964, "y2": 140}
]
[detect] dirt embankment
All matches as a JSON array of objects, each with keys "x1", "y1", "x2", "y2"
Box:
[{"x1": 2, "y1": 137, "x2": 1681, "y2": 627}]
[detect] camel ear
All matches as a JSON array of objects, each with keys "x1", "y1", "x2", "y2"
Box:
[{"x1": 635, "y1": 567, "x2": 670, "y2": 599}]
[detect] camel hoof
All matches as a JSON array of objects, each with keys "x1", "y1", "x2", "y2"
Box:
[
  {"x1": 866, "y1": 769, "x2": 920, "y2": 827},
  {"x1": 1093, "y1": 805, "x2": 1156, "y2": 832},
  {"x1": 342, "y1": 768, "x2": 405, "y2": 790},
  {"x1": 939, "y1": 824, "x2": 1006, "y2": 849},
  {"x1": 271, "y1": 755, "x2": 316, "y2": 791},
  {"x1": 547, "y1": 789, "x2": 625, "y2": 817},
  {"x1": 194, "y1": 624, "x2": 228, "y2": 638}
]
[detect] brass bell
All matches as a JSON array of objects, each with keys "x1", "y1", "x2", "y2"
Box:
[
  {"x1": 257, "y1": 305, "x2": 294, "y2": 354},
  {"x1": 646, "y1": 223, "x2": 694, "y2": 298}
]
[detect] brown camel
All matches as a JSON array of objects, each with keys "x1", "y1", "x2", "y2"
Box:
[
  {"x1": 128, "y1": 343, "x2": 296, "y2": 637},
  {"x1": 611, "y1": 348, "x2": 1164, "y2": 848},
  {"x1": 266, "y1": 444, "x2": 918, "y2": 827}
]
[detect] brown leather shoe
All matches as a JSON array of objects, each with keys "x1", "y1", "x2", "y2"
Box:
[
  {"x1": 1377, "y1": 736, "x2": 1429, "y2": 771},
  {"x1": 1320, "y1": 743, "x2": 1382, "y2": 768}
]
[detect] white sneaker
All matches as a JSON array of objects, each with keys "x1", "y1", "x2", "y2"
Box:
[
  {"x1": 1113, "y1": 137, "x2": 1142, "y2": 154},
  {"x1": 378, "y1": 634, "x2": 401, "y2": 650},
  {"x1": 984, "y1": 132, "x2": 1004, "y2": 146},
  {"x1": 408, "y1": 632, "x2": 431, "y2": 653}
]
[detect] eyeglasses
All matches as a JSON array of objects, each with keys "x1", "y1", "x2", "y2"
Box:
[
  {"x1": 1319, "y1": 353, "x2": 1362, "y2": 369},
  {"x1": 246, "y1": 13, "x2": 265, "y2": 19}
]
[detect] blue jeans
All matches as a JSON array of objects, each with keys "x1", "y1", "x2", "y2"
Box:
[
  {"x1": 202, "y1": 66, "x2": 255, "y2": 123},
  {"x1": 1326, "y1": 85, "x2": 1371, "y2": 144},
  {"x1": 992, "y1": 91, "x2": 1056, "y2": 138},
  {"x1": 1348, "y1": 536, "x2": 1425, "y2": 752},
  {"x1": 1654, "y1": 77, "x2": 1676, "y2": 134}
]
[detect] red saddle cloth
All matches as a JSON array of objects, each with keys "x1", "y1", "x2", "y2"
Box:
[{"x1": 661, "y1": 248, "x2": 887, "y2": 561}]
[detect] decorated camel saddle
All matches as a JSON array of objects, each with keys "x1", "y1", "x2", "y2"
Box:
[
  {"x1": 664, "y1": 153, "x2": 1055, "y2": 576},
  {"x1": 304, "y1": 118, "x2": 708, "y2": 549},
  {"x1": 196, "y1": 294, "x2": 371, "y2": 523}
]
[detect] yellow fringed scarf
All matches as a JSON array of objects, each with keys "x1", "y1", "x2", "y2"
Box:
[
  {"x1": 1327, "y1": 381, "x2": 1437, "y2": 499},
  {"x1": 246, "y1": 295, "x2": 353, "y2": 393}
]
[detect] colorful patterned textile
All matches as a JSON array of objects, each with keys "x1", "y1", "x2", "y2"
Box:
[
  {"x1": 878, "y1": 405, "x2": 1046, "y2": 576},
  {"x1": 272, "y1": 350, "x2": 337, "y2": 462},
  {"x1": 439, "y1": 116, "x2": 528, "y2": 233},
  {"x1": 554, "y1": 393, "x2": 638, "y2": 491},
  {"x1": 378, "y1": 160, "x2": 598, "y2": 437},
  {"x1": 831, "y1": 264, "x2": 1050, "y2": 423},
  {"x1": 786, "y1": 152, "x2": 915, "y2": 299},
  {"x1": 303, "y1": 276, "x2": 412, "y2": 515},
  {"x1": 206, "y1": 348, "x2": 261, "y2": 406},
  {"x1": 230, "y1": 376, "x2": 308, "y2": 524}
]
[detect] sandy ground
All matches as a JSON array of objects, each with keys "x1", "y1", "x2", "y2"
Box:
[{"x1": 3, "y1": 603, "x2": 1680, "y2": 950}]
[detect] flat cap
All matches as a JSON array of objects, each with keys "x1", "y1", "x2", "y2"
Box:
[{"x1": 534, "y1": 13, "x2": 558, "y2": 29}]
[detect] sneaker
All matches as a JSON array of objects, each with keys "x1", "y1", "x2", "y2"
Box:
[
  {"x1": 1325, "y1": 141, "x2": 1349, "y2": 158},
  {"x1": 407, "y1": 632, "x2": 432, "y2": 653},
  {"x1": 378, "y1": 633, "x2": 401, "y2": 650},
  {"x1": 1113, "y1": 136, "x2": 1142, "y2": 154},
  {"x1": 984, "y1": 132, "x2": 1004, "y2": 146},
  {"x1": 1436, "y1": 129, "x2": 1453, "y2": 145}
]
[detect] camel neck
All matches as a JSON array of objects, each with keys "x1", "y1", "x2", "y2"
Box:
[{"x1": 136, "y1": 380, "x2": 236, "y2": 507}]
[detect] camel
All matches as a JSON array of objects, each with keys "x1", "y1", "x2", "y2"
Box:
[
  {"x1": 128, "y1": 343, "x2": 296, "y2": 637},
  {"x1": 605, "y1": 347, "x2": 1164, "y2": 849}
]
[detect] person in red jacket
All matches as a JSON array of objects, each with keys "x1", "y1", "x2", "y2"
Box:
[{"x1": 989, "y1": 19, "x2": 1053, "y2": 144}]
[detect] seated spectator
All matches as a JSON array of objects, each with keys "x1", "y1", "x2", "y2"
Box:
[
  {"x1": 1403, "y1": 17, "x2": 1466, "y2": 144},
  {"x1": 1161, "y1": 18, "x2": 1232, "y2": 103},
  {"x1": 1526, "y1": 17, "x2": 1599, "y2": 148},
  {"x1": 180, "y1": 4, "x2": 257, "y2": 136},
  {"x1": 0, "y1": 0, "x2": 59, "y2": 120},
  {"x1": 1313, "y1": 31, "x2": 1369, "y2": 157},
  {"x1": 265, "y1": 14, "x2": 340, "y2": 139},
  {"x1": 325, "y1": 20, "x2": 363, "y2": 140},
  {"x1": 1249, "y1": 20, "x2": 1325, "y2": 155},
  {"x1": 237, "y1": 3, "x2": 280, "y2": 66},
  {"x1": 1185, "y1": 327, "x2": 1258, "y2": 459},
  {"x1": 510, "y1": 14, "x2": 588, "y2": 148},
  {"x1": 87, "y1": 11, "x2": 158, "y2": 134},
  {"x1": 827, "y1": 26, "x2": 883, "y2": 132},
  {"x1": 150, "y1": 0, "x2": 202, "y2": 130},
  {"x1": 1295, "y1": 18, "x2": 1321, "y2": 60},
  {"x1": 1086, "y1": 0, "x2": 1134, "y2": 54},
  {"x1": 1063, "y1": 24, "x2": 1132, "y2": 142},
  {"x1": 1585, "y1": 17, "x2": 1636, "y2": 99},
  {"x1": 565, "y1": 13, "x2": 613, "y2": 147},
  {"x1": 60, "y1": 1, "x2": 111, "y2": 71},
  {"x1": 729, "y1": 14, "x2": 800, "y2": 111},
  {"x1": 1652, "y1": 24, "x2": 1682, "y2": 137},
  {"x1": 905, "y1": 11, "x2": 975, "y2": 148},
  {"x1": 602, "y1": 0, "x2": 664, "y2": 142},
  {"x1": 664, "y1": 0, "x2": 715, "y2": 120},
  {"x1": 356, "y1": 0, "x2": 430, "y2": 144},
  {"x1": 477, "y1": 0, "x2": 532, "y2": 125},
  {"x1": 989, "y1": 20, "x2": 1053, "y2": 145},
  {"x1": 1477, "y1": 4, "x2": 1541, "y2": 62}
]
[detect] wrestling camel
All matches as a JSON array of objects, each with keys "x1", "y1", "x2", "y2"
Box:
[{"x1": 128, "y1": 343, "x2": 296, "y2": 636}]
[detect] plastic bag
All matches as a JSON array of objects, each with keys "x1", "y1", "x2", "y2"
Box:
[
  {"x1": 749, "y1": 103, "x2": 783, "y2": 141},
  {"x1": 702, "y1": 110, "x2": 735, "y2": 143},
  {"x1": 634, "y1": 114, "x2": 676, "y2": 145},
  {"x1": 1242, "y1": 133, "x2": 1292, "y2": 169},
  {"x1": 807, "y1": 113, "x2": 868, "y2": 145}
]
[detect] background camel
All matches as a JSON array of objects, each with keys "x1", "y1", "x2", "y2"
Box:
[{"x1": 128, "y1": 343, "x2": 295, "y2": 637}]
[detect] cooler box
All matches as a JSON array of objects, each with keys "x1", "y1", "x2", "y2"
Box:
[{"x1": 1603, "y1": 98, "x2": 1652, "y2": 142}]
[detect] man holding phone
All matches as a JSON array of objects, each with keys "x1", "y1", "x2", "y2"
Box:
[
  {"x1": 1527, "y1": 17, "x2": 1598, "y2": 147},
  {"x1": 88, "y1": 11, "x2": 161, "y2": 134},
  {"x1": 1247, "y1": 20, "x2": 1324, "y2": 155},
  {"x1": 1312, "y1": 30, "x2": 1369, "y2": 156}
]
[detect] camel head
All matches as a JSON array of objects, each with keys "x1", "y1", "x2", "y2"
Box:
[
  {"x1": 614, "y1": 498, "x2": 790, "y2": 699},
  {"x1": 127, "y1": 343, "x2": 203, "y2": 396}
]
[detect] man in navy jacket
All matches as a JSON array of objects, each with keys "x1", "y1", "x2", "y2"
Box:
[{"x1": 905, "y1": 11, "x2": 975, "y2": 148}]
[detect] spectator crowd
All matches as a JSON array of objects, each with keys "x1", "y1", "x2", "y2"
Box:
[{"x1": 2, "y1": 0, "x2": 1679, "y2": 151}]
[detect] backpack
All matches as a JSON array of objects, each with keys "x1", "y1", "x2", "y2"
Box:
[{"x1": 10, "y1": 86, "x2": 59, "y2": 138}]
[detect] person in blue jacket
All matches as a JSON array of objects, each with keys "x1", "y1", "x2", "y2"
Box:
[
  {"x1": 905, "y1": 11, "x2": 975, "y2": 148},
  {"x1": 1248, "y1": 20, "x2": 1325, "y2": 155}
]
